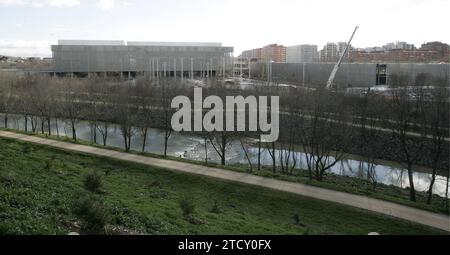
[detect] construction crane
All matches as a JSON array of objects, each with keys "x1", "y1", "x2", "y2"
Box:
[{"x1": 326, "y1": 26, "x2": 359, "y2": 89}]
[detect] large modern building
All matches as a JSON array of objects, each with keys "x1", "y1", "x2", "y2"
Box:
[
  {"x1": 249, "y1": 62, "x2": 449, "y2": 88},
  {"x1": 51, "y1": 40, "x2": 234, "y2": 78}
]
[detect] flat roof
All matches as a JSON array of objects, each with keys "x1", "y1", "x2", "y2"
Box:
[
  {"x1": 57, "y1": 40, "x2": 223, "y2": 47},
  {"x1": 58, "y1": 40, "x2": 126, "y2": 46},
  {"x1": 127, "y1": 41, "x2": 222, "y2": 47}
]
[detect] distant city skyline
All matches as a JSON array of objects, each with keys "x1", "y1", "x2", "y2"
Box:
[{"x1": 1, "y1": 0, "x2": 449, "y2": 57}]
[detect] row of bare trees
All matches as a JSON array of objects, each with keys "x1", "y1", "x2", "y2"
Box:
[{"x1": 0, "y1": 72, "x2": 448, "y2": 204}]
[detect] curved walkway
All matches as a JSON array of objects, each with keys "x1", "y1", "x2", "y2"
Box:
[{"x1": 0, "y1": 130, "x2": 448, "y2": 232}]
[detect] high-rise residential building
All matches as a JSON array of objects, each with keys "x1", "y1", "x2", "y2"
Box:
[
  {"x1": 420, "y1": 41, "x2": 450, "y2": 61},
  {"x1": 382, "y1": 41, "x2": 415, "y2": 51},
  {"x1": 320, "y1": 43, "x2": 339, "y2": 62},
  {"x1": 261, "y1": 44, "x2": 286, "y2": 63},
  {"x1": 241, "y1": 44, "x2": 286, "y2": 63},
  {"x1": 286, "y1": 44, "x2": 318, "y2": 63},
  {"x1": 348, "y1": 41, "x2": 449, "y2": 63},
  {"x1": 337, "y1": 42, "x2": 348, "y2": 56},
  {"x1": 241, "y1": 48, "x2": 262, "y2": 61}
]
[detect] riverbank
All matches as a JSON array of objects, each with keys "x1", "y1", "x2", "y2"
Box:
[
  {"x1": 1, "y1": 127, "x2": 448, "y2": 216},
  {"x1": 0, "y1": 135, "x2": 446, "y2": 234}
]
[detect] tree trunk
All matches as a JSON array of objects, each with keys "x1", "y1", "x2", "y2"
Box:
[
  {"x1": 41, "y1": 118, "x2": 45, "y2": 134},
  {"x1": 164, "y1": 136, "x2": 169, "y2": 157},
  {"x1": 31, "y1": 117, "x2": 37, "y2": 133},
  {"x1": 272, "y1": 142, "x2": 276, "y2": 173},
  {"x1": 141, "y1": 128, "x2": 148, "y2": 153},
  {"x1": 257, "y1": 136, "x2": 261, "y2": 171},
  {"x1": 123, "y1": 132, "x2": 128, "y2": 152},
  {"x1": 446, "y1": 174, "x2": 449, "y2": 211},
  {"x1": 101, "y1": 123, "x2": 108, "y2": 146},
  {"x1": 47, "y1": 117, "x2": 51, "y2": 136},
  {"x1": 55, "y1": 118, "x2": 59, "y2": 137},
  {"x1": 427, "y1": 167, "x2": 437, "y2": 204},
  {"x1": 204, "y1": 137, "x2": 208, "y2": 165},
  {"x1": 221, "y1": 134, "x2": 226, "y2": 165},
  {"x1": 407, "y1": 163, "x2": 416, "y2": 202},
  {"x1": 127, "y1": 133, "x2": 131, "y2": 151},
  {"x1": 93, "y1": 123, "x2": 97, "y2": 144},
  {"x1": 71, "y1": 121, "x2": 77, "y2": 141}
]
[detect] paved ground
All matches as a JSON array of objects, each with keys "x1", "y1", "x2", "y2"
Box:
[{"x1": 0, "y1": 130, "x2": 449, "y2": 232}]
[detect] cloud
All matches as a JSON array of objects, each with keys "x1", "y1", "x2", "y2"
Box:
[
  {"x1": 96, "y1": 0, "x2": 115, "y2": 11},
  {"x1": 96, "y1": 0, "x2": 131, "y2": 11},
  {"x1": 0, "y1": 0, "x2": 80, "y2": 8},
  {"x1": 0, "y1": 40, "x2": 53, "y2": 57}
]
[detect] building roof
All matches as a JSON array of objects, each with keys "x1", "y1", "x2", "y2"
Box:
[
  {"x1": 56, "y1": 40, "x2": 224, "y2": 47},
  {"x1": 127, "y1": 41, "x2": 222, "y2": 47},
  {"x1": 58, "y1": 40, "x2": 125, "y2": 46}
]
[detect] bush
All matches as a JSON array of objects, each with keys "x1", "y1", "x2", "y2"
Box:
[
  {"x1": 43, "y1": 159, "x2": 52, "y2": 171},
  {"x1": 293, "y1": 214, "x2": 300, "y2": 225},
  {"x1": 21, "y1": 145, "x2": 31, "y2": 154},
  {"x1": 179, "y1": 195, "x2": 196, "y2": 217},
  {"x1": 72, "y1": 195, "x2": 109, "y2": 234},
  {"x1": 0, "y1": 172, "x2": 18, "y2": 188},
  {"x1": 210, "y1": 200, "x2": 223, "y2": 214},
  {"x1": 84, "y1": 171, "x2": 104, "y2": 193}
]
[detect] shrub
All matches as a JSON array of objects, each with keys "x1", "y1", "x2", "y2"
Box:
[
  {"x1": 210, "y1": 200, "x2": 223, "y2": 214},
  {"x1": 21, "y1": 145, "x2": 31, "y2": 154},
  {"x1": 179, "y1": 195, "x2": 196, "y2": 217},
  {"x1": 43, "y1": 159, "x2": 52, "y2": 171},
  {"x1": 84, "y1": 171, "x2": 104, "y2": 193},
  {"x1": 186, "y1": 214, "x2": 207, "y2": 225},
  {"x1": 72, "y1": 195, "x2": 109, "y2": 234},
  {"x1": 0, "y1": 172, "x2": 16, "y2": 187},
  {"x1": 293, "y1": 214, "x2": 300, "y2": 225}
]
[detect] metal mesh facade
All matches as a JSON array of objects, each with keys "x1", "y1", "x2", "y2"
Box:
[
  {"x1": 251, "y1": 62, "x2": 449, "y2": 87},
  {"x1": 51, "y1": 42, "x2": 234, "y2": 75}
]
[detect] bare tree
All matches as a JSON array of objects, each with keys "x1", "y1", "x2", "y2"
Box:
[
  {"x1": 136, "y1": 78, "x2": 154, "y2": 152},
  {"x1": 159, "y1": 78, "x2": 178, "y2": 157},
  {"x1": 299, "y1": 89, "x2": 350, "y2": 181},
  {"x1": 209, "y1": 131, "x2": 233, "y2": 166},
  {"x1": 425, "y1": 88, "x2": 449, "y2": 204},
  {"x1": 389, "y1": 87, "x2": 428, "y2": 202},
  {"x1": 0, "y1": 73, "x2": 15, "y2": 128},
  {"x1": 113, "y1": 82, "x2": 137, "y2": 152},
  {"x1": 239, "y1": 136, "x2": 253, "y2": 172},
  {"x1": 61, "y1": 78, "x2": 84, "y2": 141},
  {"x1": 266, "y1": 142, "x2": 276, "y2": 173},
  {"x1": 85, "y1": 76, "x2": 102, "y2": 144},
  {"x1": 96, "y1": 79, "x2": 114, "y2": 146}
]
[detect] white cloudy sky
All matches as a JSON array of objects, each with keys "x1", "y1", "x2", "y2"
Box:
[{"x1": 0, "y1": 0, "x2": 449, "y2": 57}]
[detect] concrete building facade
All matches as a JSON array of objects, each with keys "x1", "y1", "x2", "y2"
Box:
[
  {"x1": 240, "y1": 44, "x2": 286, "y2": 63},
  {"x1": 51, "y1": 40, "x2": 234, "y2": 78},
  {"x1": 250, "y1": 62, "x2": 449, "y2": 88},
  {"x1": 286, "y1": 45, "x2": 318, "y2": 63},
  {"x1": 320, "y1": 43, "x2": 339, "y2": 62},
  {"x1": 261, "y1": 44, "x2": 286, "y2": 63}
]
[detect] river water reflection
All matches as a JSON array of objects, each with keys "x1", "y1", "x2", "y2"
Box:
[{"x1": 2, "y1": 114, "x2": 448, "y2": 198}]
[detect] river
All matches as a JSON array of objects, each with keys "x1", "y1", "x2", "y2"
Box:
[{"x1": 1, "y1": 114, "x2": 448, "y2": 198}]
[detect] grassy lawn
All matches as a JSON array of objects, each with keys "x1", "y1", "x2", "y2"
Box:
[
  {"x1": 0, "y1": 137, "x2": 446, "y2": 235},
  {"x1": 2, "y1": 127, "x2": 448, "y2": 216}
]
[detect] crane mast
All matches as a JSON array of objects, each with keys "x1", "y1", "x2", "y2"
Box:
[{"x1": 326, "y1": 26, "x2": 359, "y2": 89}]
